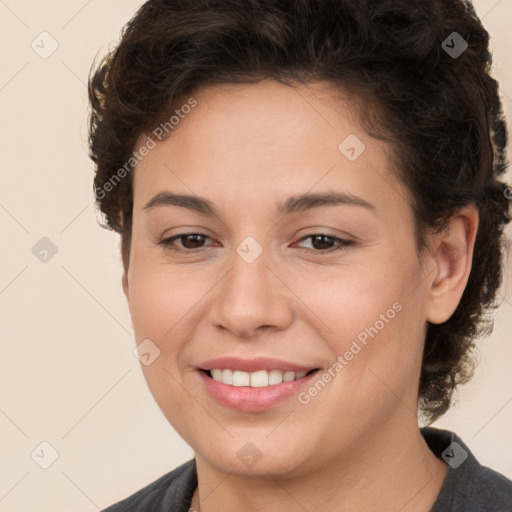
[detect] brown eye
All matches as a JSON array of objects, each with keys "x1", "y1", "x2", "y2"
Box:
[
  {"x1": 157, "y1": 233, "x2": 212, "y2": 252},
  {"x1": 296, "y1": 234, "x2": 354, "y2": 253}
]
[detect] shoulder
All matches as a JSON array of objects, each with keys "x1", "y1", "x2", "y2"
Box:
[
  {"x1": 102, "y1": 458, "x2": 197, "y2": 512},
  {"x1": 468, "y1": 463, "x2": 512, "y2": 510},
  {"x1": 421, "y1": 427, "x2": 512, "y2": 512}
]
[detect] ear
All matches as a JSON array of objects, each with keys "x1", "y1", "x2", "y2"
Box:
[{"x1": 425, "y1": 205, "x2": 479, "y2": 324}]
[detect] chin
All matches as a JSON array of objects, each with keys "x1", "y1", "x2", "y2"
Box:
[{"x1": 196, "y1": 439, "x2": 319, "y2": 479}]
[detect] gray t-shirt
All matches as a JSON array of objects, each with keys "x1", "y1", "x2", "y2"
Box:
[{"x1": 102, "y1": 427, "x2": 512, "y2": 511}]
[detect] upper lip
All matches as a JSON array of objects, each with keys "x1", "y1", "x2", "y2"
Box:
[{"x1": 198, "y1": 356, "x2": 318, "y2": 373}]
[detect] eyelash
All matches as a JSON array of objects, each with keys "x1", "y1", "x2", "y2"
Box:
[{"x1": 156, "y1": 232, "x2": 354, "y2": 254}]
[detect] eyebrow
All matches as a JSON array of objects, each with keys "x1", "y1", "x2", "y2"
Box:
[{"x1": 143, "y1": 190, "x2": 376, "y2": 216}]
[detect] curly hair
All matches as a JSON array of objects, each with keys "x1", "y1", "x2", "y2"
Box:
[{"x1": 88, "y1": 0, "x2": 511, "y2": 423}]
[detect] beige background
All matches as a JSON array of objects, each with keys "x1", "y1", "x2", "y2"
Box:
[{"x1": 0, "y1": 1, "x2": 511, "y2": 510}]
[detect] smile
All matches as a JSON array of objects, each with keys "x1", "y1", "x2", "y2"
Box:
[{"x1": 206, "y1": 368, "x2": 318, "y2": 387}]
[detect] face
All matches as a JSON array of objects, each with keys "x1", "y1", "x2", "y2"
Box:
[{"x1": 123, "y1": 79, "x2": 432, "y2": 478}]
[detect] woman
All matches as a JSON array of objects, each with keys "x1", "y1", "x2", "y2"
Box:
[{"x1": 88, "y1": 0, "x2": 512, "y2": 510}]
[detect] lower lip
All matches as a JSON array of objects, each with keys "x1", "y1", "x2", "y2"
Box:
[{"x1": 197, "y1": 370, "x2": 318, "y2": 412}]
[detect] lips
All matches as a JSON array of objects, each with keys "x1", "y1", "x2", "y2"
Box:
[{"x1": 196, "y1": 356, "x2": 321, "y2": 411}]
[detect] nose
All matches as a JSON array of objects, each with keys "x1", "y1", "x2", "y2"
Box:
[{"x1": 210, "y1": 248, "x2": 294, "y2": 339}]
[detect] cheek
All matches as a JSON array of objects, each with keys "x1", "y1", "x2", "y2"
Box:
[
  {"x1": 139, "y1": 361, "x2": 197, "y2": 447},
  {"x1": 303, "y1": 259, "x2": 405, "y2": 340},
  {"x1": 127, "y1": 262, "x2": 201, "y2": 341},
  {"x1": 128, "y1": 267, "x2": 197, "y2": 422},
  {"x1": 308, "y1": 255, "x2": 424, "y2": 392}
]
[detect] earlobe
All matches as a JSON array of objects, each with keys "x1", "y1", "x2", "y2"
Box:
[{"x1": 425, "y1": 205, "x2": 479, "y2": 324}]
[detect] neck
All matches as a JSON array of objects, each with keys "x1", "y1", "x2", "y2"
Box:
[{"x1": 190, "y1": 418, "x2": 448, "y2": 512}]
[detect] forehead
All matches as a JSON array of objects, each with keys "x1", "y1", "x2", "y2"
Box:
[{"x1": 131, "y1": 80, "x2": 408, "y2": 220}]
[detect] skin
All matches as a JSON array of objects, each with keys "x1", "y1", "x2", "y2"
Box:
[{"x1": 121, "y1": 79, "x2": 479, "y2": 511}]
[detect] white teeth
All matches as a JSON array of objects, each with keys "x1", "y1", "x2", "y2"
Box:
[
  {"x1": 268, "y1": 369, "x2": 284, "y2": 385},
  {"x1": 283, "y1": 371, "x2": 295, "y2": 382},
  {"x1": 250, "y1": 370, "x2": 269, "y2": 387},
  {"x1": 222, "y1": 368, "x2": 233, "y2": 385},
  {"x1": 232, "y1": 370, "x2": 250, "y2": 387},
  {"x1": 209, "y1": 369, "x2": 311, "y2": 387}
]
